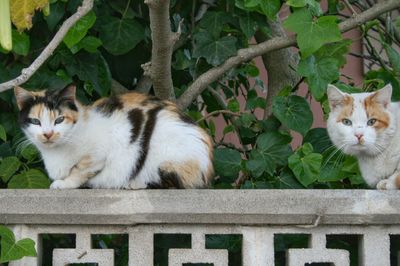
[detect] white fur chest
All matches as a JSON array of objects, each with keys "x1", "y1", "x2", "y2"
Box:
[{"x1": 41, "y1": 146, "x2": 79, "y2": 180}]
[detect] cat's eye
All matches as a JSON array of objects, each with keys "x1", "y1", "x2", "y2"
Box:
[
  {"x1": 342, "y1": 118, "x2": 352, "y2": 126},
  {"x1": 54, "y1": 116, "x2": 65, "y2": 125},
  {"x1": 27, "y1": 118, "x2": 41, "y2": 125},
  {"x1": 367, "y1": 118, "x2": 377, "y2": 126}
]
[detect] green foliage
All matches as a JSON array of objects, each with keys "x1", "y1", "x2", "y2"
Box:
[
  {"x1": 63, "y1": 11, "x2": 96, "y2": 49},
  {"x1": 0, "y1": 225, "x2": 37, "y2": 263},
  {"x1": 272, "y1": 95, "x2": 313, "y2": 136},
  {"x1": 99, "y1": 17, "x2": 145, "y2": 56},
  {"x1": 193, "y1": 31, "x2": 237, "y2": 66},
  {"x1": 214, "y1": 148, "x2": 242, "y2": 178},
  {"x1": 284, "y1": 8, "x2": 341, "y2": 58},
  {"x1": 288, "y1": 143, "x2": 322, "y2": 187}
]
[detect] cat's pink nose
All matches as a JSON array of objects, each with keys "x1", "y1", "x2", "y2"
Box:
[
  {"x1": 43, "y1": 132, "x2": 54, "y2": 139},
  {"x1": 355, "y1": 133, "x2": 363, "y2": 141}
]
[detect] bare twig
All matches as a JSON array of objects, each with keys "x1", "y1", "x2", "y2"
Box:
[
  {"x1": 0, "y1": 0, "x2": 94, "y2": 92},
  {"x1": 196, "y1": 110, "x2": 241, "y2": 123},
  {"x1": 176, "y1": 0, "x2": 400, "y2": 110},
  {"x1": 145, "y1": 0, "x2": 178, "y2": 100},
  {"x1": 343, "y1": 0, "x2": 358, "y2": 16}
]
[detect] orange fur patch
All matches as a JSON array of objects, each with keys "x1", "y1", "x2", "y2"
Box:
[
  {"x1": 160, "y1": 160, "x2": 205, "y2": 188},
  {"x1": 395, "y1": 175, "x2": 400, "y2": 189},
  {"x1": 364, "y1": 94, "x2": 390, "y2": 130},
  {"x1": 336, "y1": 95, "x2": 354, "y2": 122}
]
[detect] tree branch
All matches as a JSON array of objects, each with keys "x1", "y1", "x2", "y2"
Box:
[
  {"x1": 0, "y1": 0, "x2": 94, "y2": 93},
  {"x1": 145, "y1": 0, "x2": 179, "y2": 100},
  {"x1": 176, "y1": 0, "x2": 400, "y2": 110},
  {"x1": 255, "y1": 20, "x2": 300, "y2": 119}
]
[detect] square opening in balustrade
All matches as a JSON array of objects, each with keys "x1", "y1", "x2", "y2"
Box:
[
  {"x1": 68, "y1": 264, "x2": 98, "y2": 266},
  {"x1": 40, "y1": 233, "x2": 76, "y2": 266},
  {"x1": 274, "y1": 234, "x2": 310, "y2": 266},
  {"x1": 389, "y1": 234, "x2": 400, "y2": 266},
  {"x1": 154, "y1": 233, "x2": 242, "y2": 266},
  {"x1": 92, "y1": 234, "x2": 128, "y2": 266}
]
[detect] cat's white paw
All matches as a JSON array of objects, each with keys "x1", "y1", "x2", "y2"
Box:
[
  {"x1": 50, "y1": 180, "x2": 74, "y2": 189},
  {"x1": 376, "y1": 179, "x2": 388, "y2": 190}
]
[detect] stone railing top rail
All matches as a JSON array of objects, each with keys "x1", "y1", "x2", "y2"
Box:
[{"x1": 0, "y1": 189, "x2": 399, "y2": 225}]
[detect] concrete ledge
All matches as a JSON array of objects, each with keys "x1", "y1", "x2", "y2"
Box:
[{"x1": 0, "y1": 189, "x2": 400, "y2": 225}]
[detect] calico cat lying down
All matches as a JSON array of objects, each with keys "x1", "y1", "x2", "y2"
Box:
[
  {"x1": 15, "y1": 85, "x2": 214, "y2": 189},
  {"x1": 327, "y1": 84, "x2": 400, "y2": 190}
]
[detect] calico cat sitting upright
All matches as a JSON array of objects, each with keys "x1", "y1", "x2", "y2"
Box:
[
  {"x1": 14, "y1": 85, "x2": 214, "y2": 189},
  {"x1": 326, "y1": 84, "x2": 400, "y2": 190}
]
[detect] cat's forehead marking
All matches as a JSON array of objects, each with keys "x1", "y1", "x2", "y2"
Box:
[
  {"x1": 336, "y1": 95, "x2": 354, "y2": 122},
  {"x1": 363, "y1": 93, "x2": 389, "y2": 130}
]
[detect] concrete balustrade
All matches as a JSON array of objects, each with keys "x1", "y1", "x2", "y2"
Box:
[{"x1": 1, "y1": 189, "x2": 399, "y2": 265}]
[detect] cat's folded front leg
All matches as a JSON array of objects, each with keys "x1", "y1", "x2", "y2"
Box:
[
  {"x1": 50, "y1": 155, "x2": 105, "y2": 189},
  {"x1": 376, "y1": 173, "x2": 400, "y2": 190}
]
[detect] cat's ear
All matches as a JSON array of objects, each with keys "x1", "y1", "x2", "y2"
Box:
[
  {"x1": 14, "y1": 86, "x2": 34, "y2": 110},
  {"x1": 58, "y1": 85, "x2": 76, "y2": 102},
  {"x1": 372, "y1": 84, "x2": 392, "y2": 108},
  {"x1": 327, "y1": 84, "x2": 348, "y2": 110}
]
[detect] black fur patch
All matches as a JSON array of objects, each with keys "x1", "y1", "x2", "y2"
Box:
[
  {"x1": 128, "y1": 108, "x2": 144, "y2": 143},
  {"x1": 146, "y1": 169, "x2": 184, "y2": 189},
  {"x1": 130, "y1": 105, "x2": 163, "y2": 179},
  {"x1": 96, "y1": 96, "x2": 123, "y2": 116},
  {"x1": 141, "y1": 95, "x2": 162, "y2": 106}
]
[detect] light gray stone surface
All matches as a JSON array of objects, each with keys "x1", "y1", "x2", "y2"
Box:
[{"x1": 1, "y1": 189, "x2": 400, "y2": 225}]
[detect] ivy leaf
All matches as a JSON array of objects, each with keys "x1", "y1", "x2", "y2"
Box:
[
  {"x1": 45, "y1": 1, "x2": 65, "y2": 31},
  {"x1": 246, "y1": 90, "x2": 266, "y2": 110},
  {"x1": 243, "y1": 0, "x2": 281, "y2": 19},
  {"x1": 397, "y1": 17, "x2": 400, "y2": 31},
  {"x1": 0, "y1": 225, "x2": 37, "y2": 263},
  {"x1": 20, "y1": 144, "x2": 39, "y2": 162},
  {"x1": 288, "y1": 143, "x2": 322, "y2": 187},
  {"x1": 239, "y1": 13, "x2": 259, "y2": 39},
  {"x1": 12, "y1": 30, "x2": 30, "y2": 56},
  {"x1": 276, "y1": 168, "x2": 304, "y2": 189},
  {"x1": 64, "y1": 52, "x2": 111, "y2": 96},
  {"x1": 214, "y1": 148, "x2": 242, "y2": 177},
  {"x1": 251, "y1": 132, "x2": 292, "y2": 175},
  {"x1": 297, "y1": 56, "x2": 340, "y2": 100},
  {"x1": 303, "y1": 128, "x2": 332, "y2": 154},
  {"x1": 314, "y1": 39, "x2": 352, "y2": 67},
  {"x1": 63, "y1": 11, "x2": 96, "y2": 49},
  {"x1": 10, "y1": 0, "x2": 49, "y2": 31},
  {"x1": 8, "y1": 169, "x2": 50, "y2": 189},
  {"x1": 227, "y1": 99, "x2": 240, "y2": 112},
  {"x1": 284, "y1": 8, "x2": 341, "y2": 58},
  {"x1": 272, "y1": 95, "x2": 313, "y2": 136},
  {"x1": 383, "y1": 43, "x2": 400, "y2": 73},
  {"x1": 109, "y1": 1, "x2": 136, "y2": 19},
  {"x1": 0, "y1": 124, "x2": 6, "y2": 141},
  {"x1": 246, "y1": 155, "x2": 266, "y2": 178},
  {"x1": 259, "y1": 0, "x2": 281, "y2": 19},
  {"x1": 198, "y1": 11, "x2": 234, "y2": 37},
  {"x1": 99, "y1": 17, "x2": 145, "y2": 55},
  {"x1": 70, "y1": 36, "x2": 102, "y2": 54},
  {"x1": 193, "y1": 31, "x2": 237, "y2": 66},
  {"x1": 0, "y1": 157, "x2": 21, "y2": 183},
  {"x1": 286, "y1": 0, "x2": 322, "y2": 16}
]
